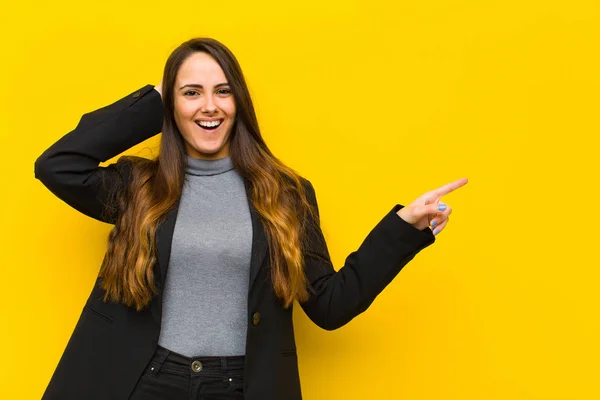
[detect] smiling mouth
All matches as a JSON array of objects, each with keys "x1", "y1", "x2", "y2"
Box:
[{"x1": 195, "y1": 119, "x2": 223, "y2": 131}]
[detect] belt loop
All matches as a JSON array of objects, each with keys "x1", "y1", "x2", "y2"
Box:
[
  {"x1": 153, "y1": 346, "x2": 170, "y2": 373},
  {"x1": 220, "y1": 356, "x2": 227, "y2": 372}
]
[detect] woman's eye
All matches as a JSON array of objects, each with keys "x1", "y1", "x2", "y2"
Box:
[
  {"x1": 184, "y1": 90, "x2": 199, "y2": 96},
  {"x1": 218, "y1": 89, "x2": 231, "y2": 95}
]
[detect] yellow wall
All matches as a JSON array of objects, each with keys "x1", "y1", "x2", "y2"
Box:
[{"x1": 1, "y1": 0, "x2": 598, "y2": 398}]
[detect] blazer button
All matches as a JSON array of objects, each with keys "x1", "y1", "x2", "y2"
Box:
[
  {"x1": 252, "y1": 312, "x2": 261, "y2": 325},
  {"x1": 132, "y1": 90, "x2": 141, "y2": 98}
]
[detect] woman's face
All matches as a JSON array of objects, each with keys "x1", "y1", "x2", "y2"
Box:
[{"x1": 173, "y1": 52, "x2": 236, "y2": 160}]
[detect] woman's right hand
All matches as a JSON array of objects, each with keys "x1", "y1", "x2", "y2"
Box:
[{"x1": 154, "y1": 80, "x2": 163, "y2": 98}]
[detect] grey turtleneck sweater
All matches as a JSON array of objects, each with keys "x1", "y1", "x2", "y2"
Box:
[{"x1": 157, "y1": 154, "x2": 253, "y2": 357}]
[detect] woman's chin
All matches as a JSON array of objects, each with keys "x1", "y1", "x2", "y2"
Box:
[{"x1": 187, "y1": 143, "x2": 228, "y2": 159}]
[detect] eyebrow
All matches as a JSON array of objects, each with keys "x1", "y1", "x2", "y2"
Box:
[{"x1": 179, "y1": 83, "x2": 230, "y2": 90}]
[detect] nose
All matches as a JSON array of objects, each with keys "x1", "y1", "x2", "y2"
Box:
[{"x1": 201, "y1": 94, "x2": 217, "y2": 114}]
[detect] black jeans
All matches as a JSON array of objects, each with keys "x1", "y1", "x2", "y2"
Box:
[{"x1": 129, "y1": 345, "x2": 245, "y2": 400}]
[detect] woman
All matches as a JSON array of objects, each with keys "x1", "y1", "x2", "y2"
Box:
[{"x1": 34, "y1": 37, "x2": 467, "y2": 400}]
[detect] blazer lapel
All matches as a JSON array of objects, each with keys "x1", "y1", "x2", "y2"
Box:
[
  {"x1": 151, "y1": 178, "x2": 268, "y2": 326},
  {"x1": 150, "y1": 200, "x2": 179, "y2": 327},
  {"x1": 156, "y1": 200, "x2": 180, "y2": 287},
  {"x1": 245, "y1": 178, "x2": 268, "y2": 294}
]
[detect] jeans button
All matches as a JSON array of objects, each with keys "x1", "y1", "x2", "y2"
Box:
[{"x1": 191, "y1": 360, "x2": 203, "y2": 372}]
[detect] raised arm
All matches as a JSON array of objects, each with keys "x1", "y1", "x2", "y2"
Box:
[
  {"x1": 34, "y1": 85, "x2": 164, "y2": 224},
  {"x1": 299, "y1": 179, "x2": 436, "y2": 330}
]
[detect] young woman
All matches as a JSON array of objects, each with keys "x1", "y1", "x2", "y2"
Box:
[{"x1": 35, "y1": 37, "x2": 467, "y2": 400}]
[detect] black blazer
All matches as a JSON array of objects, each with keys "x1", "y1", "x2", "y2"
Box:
[{"x1": 34, "y1": 84, "x2": 436, "y2": 400}]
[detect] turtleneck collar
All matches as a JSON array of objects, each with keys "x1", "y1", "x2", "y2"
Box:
[{"x1": 185, "y1": 154, "x2": 235, "y2": 176}]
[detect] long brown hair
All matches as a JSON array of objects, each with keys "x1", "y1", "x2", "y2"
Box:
[{"x1": 99, "y1": 38, "x2": 318, "y2": 311}]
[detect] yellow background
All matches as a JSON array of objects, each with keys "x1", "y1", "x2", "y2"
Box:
[{"x1": 1, "y1": 0, "x2": 599, "y2": 399}]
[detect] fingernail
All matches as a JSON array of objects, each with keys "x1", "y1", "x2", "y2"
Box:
[
  {"x1": 438, "y1": 204, "x2": 447, "y2": 211},
  {"x1": 433, "y1": 229, "x2": 439, "y2": 235},
  {"x1": 431, "y1": 221, "x2": 437, "y2": 227}
]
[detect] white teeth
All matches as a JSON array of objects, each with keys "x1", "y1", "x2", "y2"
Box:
[{"x1": 197, "y1": 120, "x2": 222, "y2": 128}]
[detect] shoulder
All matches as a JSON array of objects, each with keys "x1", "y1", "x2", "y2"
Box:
[
  {"x1": 280, "y1": 171, "x2": 312, "y2": 190},
  {"x1": 279, "y1": 173, "x2": 317, "y2": 212},
  {"x1": 283, "y1": 173, "x2": 315, "y2": 199},
  {"x1": 299, "y1": 176, "x2": 318, "y2": 200},
  {"x1": 299, "y1": 176, "x2": 313, "y2": 192}
]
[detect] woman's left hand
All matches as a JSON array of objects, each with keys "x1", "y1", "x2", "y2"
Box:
[{"x1": 396, "y1": 178, "x2": 468, "y2": 235}]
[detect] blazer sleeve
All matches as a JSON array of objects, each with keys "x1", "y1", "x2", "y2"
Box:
[
  {"x1": 34, "y1": 85, "x2": 164, "y2": 224},
  {"x1": 299, "y1": 179, "x2": 436, "y2": 331}
]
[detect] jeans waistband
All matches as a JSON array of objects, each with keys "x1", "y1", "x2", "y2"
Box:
[{"x1": 152, "y1": 345, "x2": 245, "y2": 374}]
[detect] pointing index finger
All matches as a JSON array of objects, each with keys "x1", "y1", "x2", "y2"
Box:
[{"x1": 433, "y1": 177, "x2": 469, "y2": 197}]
